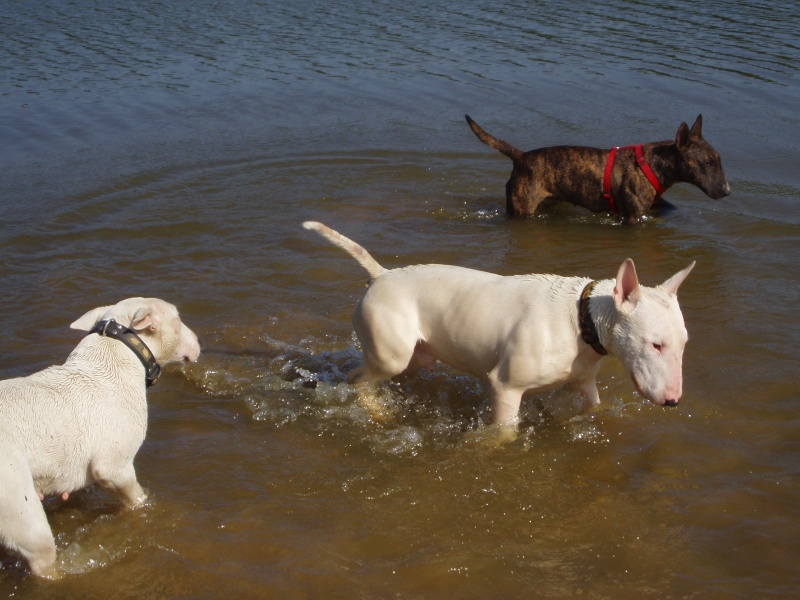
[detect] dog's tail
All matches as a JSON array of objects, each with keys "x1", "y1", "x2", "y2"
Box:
[
  {"x1": 303, "y1": 221, "x2": 386, "y2": 280},
  {"x1": 465, "y1": 115, "x2": 524, "y2": 162}
]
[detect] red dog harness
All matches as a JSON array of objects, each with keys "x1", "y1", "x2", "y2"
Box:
[{"x1": 602, "y1": 145, "x2": 666, "y2": 213}]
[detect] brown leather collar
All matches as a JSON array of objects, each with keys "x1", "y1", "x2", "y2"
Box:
[
  {"x1": 579, "y1": 281, "x2": 608, "y2": 355},
  {"x1": 89, "y1": 319, "x2": 161, "y2": 387}
]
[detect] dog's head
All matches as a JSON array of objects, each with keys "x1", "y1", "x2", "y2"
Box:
[
  {"x1": 608, "y1": 259, "x2": 695, "y2": 407},
  {"x1": 70, "y1": 297, "x2": 201, "y2": 366},
  {"x1": 675, "y1": 114, "x2": 731, "y2": 200}
]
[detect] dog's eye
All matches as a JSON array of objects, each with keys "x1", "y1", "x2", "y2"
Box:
[{"x1": 652, "y1": 342, "x2": 663, "y2": 353}]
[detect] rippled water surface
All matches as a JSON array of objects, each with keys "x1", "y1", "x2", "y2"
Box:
[{"x1": 1, "y1": 1, "x2": 799, "y2": 597}]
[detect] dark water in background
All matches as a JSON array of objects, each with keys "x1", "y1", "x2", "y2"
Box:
[{"x1": 1, "y1": 0, "x2": 799, "y2": 597}]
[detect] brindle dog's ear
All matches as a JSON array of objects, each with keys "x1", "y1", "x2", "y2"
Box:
[
  {"x1": 676, "y1": 121, "x2": 690, "y2": 149},
  {"x1": 689, "y1": 114, "x2": 703, "y2": 138}
]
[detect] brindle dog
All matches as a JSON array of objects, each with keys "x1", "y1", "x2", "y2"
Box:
[{"x1": 466, "y1": 114, "x2": 730, "y2": 223}]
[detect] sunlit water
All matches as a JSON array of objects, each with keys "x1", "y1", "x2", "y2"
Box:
[{"x1": 1, "y1": 1, "x2": 798, "y2": 597}]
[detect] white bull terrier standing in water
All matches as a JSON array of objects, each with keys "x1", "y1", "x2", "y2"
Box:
[
  {"x1": 0, "y1": 298, "x2": 200, "y2": 578},
  {"x1": 303, "y1": 221, "x2": 695, "y2": 424}
]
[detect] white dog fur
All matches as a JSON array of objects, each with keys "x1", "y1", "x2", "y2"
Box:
[
  {"x1": 304, "y1": 221, "x2": 694, "y2": 424},
  {"x1": 0, "y1": 297, "x2": 200, "y2": 577}
]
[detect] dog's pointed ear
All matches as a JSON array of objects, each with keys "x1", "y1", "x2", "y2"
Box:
[
  {"x1": 613, "y1": 258, "x2": 641, "y2": 310},
  {"x1": 676, "y1": 121, "x2": 691, "y2": 148},
  {"x1": 70, "y1": 306, "x2": 113, "y2": 331},
  {"x1": 131, "y1": 306, "x2": 160, "y2": 333},
  {"x1": 661, "y1": 261, "x2": 696, "y2": 297},
  {"x1": 690, "y1": 114, "x2": 703, "y2": 138}
]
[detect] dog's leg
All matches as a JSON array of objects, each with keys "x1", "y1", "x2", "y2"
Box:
[
  {"x1": 0, "y1": 458, "x2": 59, "y2": 577},
  {"x1": 13, "y1": 509, "x2": 58, "y2": 578},
  {"x1": 575, "y1": 374, "x2": 602, "y2": 411},
  {"x1": 506, "y1": 170, "x2": 545, "y2": 217},
  {"x1": 91, "y1": 461, "x2": 146, "y2": 508},
  {"x1": 571, "y1": 363, "x2": 600, "y2": 411},
  {"x1": 346, "y1": 343, "x2": 404, "y2": 424},
  {"x1": 490, "y1": 387, "x2": 524, "y2": 425},
  {"x1": 403, "y1": 341, "x2": 437, "y2": 375},
  {"x1": 460, "y1": 386, "x2": 523, "y2": 446},
  {"x1": 347, "y1": 345, "x2": 428, "y2": 383},
  {"x1": 572, "y1": 362, "x2": 600, "y2": 410},
  {"x1": 350, "y1": 308, "x2": 420, "y2": 383},
  {"x1": 347, "y1": 341, "x2": 433, "y2": 424},
  {"x1": 351, "y1": 380, "x2": 394, "y2": 423}
]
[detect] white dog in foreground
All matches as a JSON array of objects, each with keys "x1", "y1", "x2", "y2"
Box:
[
  {"x1": 0, "y1": 298, "x2": 200, "y2": 578},
  {"x1": 303, "y1": 221, "x2": 695, "y2": 424}
]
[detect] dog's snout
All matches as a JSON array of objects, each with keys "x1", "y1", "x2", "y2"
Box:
[{"x1": 713, "y1": 180, "x2": 731, "y2": 199}]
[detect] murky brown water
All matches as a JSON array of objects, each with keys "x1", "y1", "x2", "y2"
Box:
[{"x1": 1, "y1": 0, "x2": 799, "y2": 597}]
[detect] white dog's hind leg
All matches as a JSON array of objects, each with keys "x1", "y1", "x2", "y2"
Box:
[
  {"x1": 351, "y1": 380, "x2": 394, "y2": 423},
  {"x1": 0, "y1": 464, "x2": 58, "y2": 577},
  {"x1": 351, "y1": 303, "x2": 422, "y2": 381},
  {"x1": 347, "y1": 346, "x2": 416, "y2": 385},
  {"x1": 17, "y1": 515, "x2": 57, "y2": 578}
]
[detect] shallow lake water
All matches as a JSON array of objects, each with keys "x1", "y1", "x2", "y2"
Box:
[{"x1": 1, "y1": 1, "x2": 799, "y2": 598}]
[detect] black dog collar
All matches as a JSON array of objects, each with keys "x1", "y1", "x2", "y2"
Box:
[
  {"x1": 579, "y1": 281, "x2": 608, "y2": 356},
  {"x1": 89, "y1": 319, "x2": 162, "y2": 387}
]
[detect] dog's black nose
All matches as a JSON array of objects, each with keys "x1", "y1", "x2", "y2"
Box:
[{"x1": 664, "y1": 399, "x2": 679, "y2": 407}]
